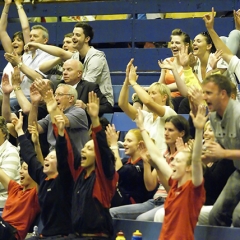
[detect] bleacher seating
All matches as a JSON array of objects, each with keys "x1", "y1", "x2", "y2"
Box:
[
  {"x1": 0, "y1": 0, "x2": 237, "y2": 86},
  {"x1": 1, "y1": 2, "x2": 240, "y2": 238}
]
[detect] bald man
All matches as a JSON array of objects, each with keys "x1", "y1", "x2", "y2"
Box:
[{"x1": 54, "y1": 59, "x2": 112, "y2": 117}]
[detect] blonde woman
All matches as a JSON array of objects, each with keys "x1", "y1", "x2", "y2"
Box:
[{"x1": 119, "y1": 59, "x2": 176, "y2": 153}]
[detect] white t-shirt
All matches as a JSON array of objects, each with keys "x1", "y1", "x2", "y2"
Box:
[{"x1": 141, "y1": 106, "x2": 177, "y2": 153}]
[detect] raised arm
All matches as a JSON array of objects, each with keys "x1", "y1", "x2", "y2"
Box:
[
  {"x1": 4, "y1": 51, "x2": 44, "y2": 81},
  {"x1": 0, "y1": 0, "x2": 13, "y2": 53},
  {"x1": 28, "y1": 84, "x2": 44, "y2": 133},
  {"x1": 24, "y1": 42, "x2": 73, "y2": 61},
  {"x1": 190, "y1": 105, "x2": 208, "y2": 187},
  {"x1": 138, "y1": 141, "x2": 158, "y2": 191},
  {"x1": 28, "y1": 121, "x2": 44, "y2": 166},
  {"x1": 129, "y1": 60, "x2": 166, "y2": 117},
  {"x1": 39, "y1": 57, "x2": 63, "y2": 74},
  {"x1": 87, "y1": 92, "x2": 116, "y2": 179},
  {"x1": 135, "y1": 109, "x2": 172, "y2": 183},
  {"x1": 14, "y1": 0, "x2": 30, "y2": 44},
  {"x1": 118, "y1": 59, "x2": 138, "y2": 119},
  {"x1": 1, "y1": 74, "x2": 13, "y2": 122},
  {"x1": 158, "y1": 59, "x2": 188, "y2": 97},
  {"x1": 11, "y1": 67, "x2": 32, "y2": 114},
  {"x1": 203, "y1": 8, "x2": 233, "y2": 64},
  {"x1": 0, "y1": 169, "x2": 11, "y2": 190},
  {"x1": 105, "y1": 124, "x2": 122, "y2": 171}
]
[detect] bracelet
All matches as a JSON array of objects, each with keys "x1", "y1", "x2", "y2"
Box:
[
  {"x1": 17, "y1": 62, "x2": 23, "y2": 69},
  {"x1": 14, "y1": 86, "x2": 21, "y2": 91},
  {"x1": 17, "y1": 5, "x2": 23, "y2": 10},
  {"x1": 131, "y1": 83, "x2": 138, "y2": 87},
  {"x1": 110, "y1": 146, "x2": 118, "y2": 150}
]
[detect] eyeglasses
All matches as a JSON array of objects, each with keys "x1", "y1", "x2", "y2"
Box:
[{"x1": 54, "y1": 93, "x2": 72, "y2": 97}]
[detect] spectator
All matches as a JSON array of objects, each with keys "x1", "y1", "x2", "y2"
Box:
[
  {"x1": 12, "y1": 110, "x2": 74, "y2": 239},
  {"x1": 135, "y1": 106, "x2": 206, "y2": 239},
  {"x1": 200, "y1": 73, "x2": 240, "y2": 227},
  {"x1": 53, "y1": 92, "x2": 118, "y2": 239},
  {"x1": 119, "y1": 59, "x2": 176, "y2": 153},
  {"x1": 38, "y1": 33, "x2": 76, "y2": 82},
  {"x1": 110, "y1": 115, "x2": 191, "y2": 221},
  {"x1": 106, "y1": 125, "x2": 156, "y2": 207},
  {"x1": 0, "y1": 116, "x2": 20, "y2": 210},
  {"x1": 158, "y1": 29, "x2": 192, "y2": 113},
  {"x1": 0, "y1": 161, "x2": 40, "y2": 240},
  {"x1": 0, "y1": 0, "x2": 30, "y2": 102},
  {"x1": 4, "y1": 3, "x2": 55, "y2": 111},
  {"x1": 29, "y1": 79, "x2": 89, "y2": 153}
]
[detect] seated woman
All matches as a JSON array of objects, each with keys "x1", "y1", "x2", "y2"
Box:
[
  {"x1": 106, "y1": 125, "x2": 156, "y2": 207},
  {"x1": 0, "y1": 0, "x2": 30, "y2": 107},
  {"x1": 110, "y1": 114, "x2": 191, "y2": 221},
  {"x1": 119, "y1": 59, "x2": 176, "y2": 154},
  {"x1": 158, "y1": 28, "x2": 192, "y2": 113},
  {"x1": 136, "y1": 106, "x2": 206, "y2": 240}
]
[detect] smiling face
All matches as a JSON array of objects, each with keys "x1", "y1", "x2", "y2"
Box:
[
  {"x1": 192, "y1": 34, "x2": 212, "y2": 57},
  {"x1": 170, "y1": 151, "x2": 191, "y2": 181},
  {"x1": 164, "y1": 122, "x2": 184, "y2": 146},
  {"x1": 81, "y1": 140, "x2": 95, "y2": 172},
  {"x1": 123, "y1": 131, "x2": 140, "y2": 157},
  {"x1": 19, "y1": 162, "x2": 35, "y2": 189},
  {"x1": 170, "y1": 35, "x2": 185, "y2": 57},
  {"x1": 43, "y1": 150, "x2": 58, "y2": 177},
  {"x1": 72, "y1": 27, "x2": 89, "y2": 51},
  {"x1": 204, "y1": 121, "x2": 214, "y2": 143},
  {"x1": 12, "y1": 36, "x2": 24, "y2": 56},
  {"x1": 148, "y1": 85, "x2": 166, "y2": 106}
]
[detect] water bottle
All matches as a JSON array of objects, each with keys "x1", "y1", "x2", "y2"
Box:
[
  {"x1": 116, "y1": 230, "x2": 126, "y2": 240},
  {"x1": 132, "y1": 230, "x2": 142, "y2": 240},
  {"x1": 32, "y1": 225, "x2": 39, "y2": 237}
]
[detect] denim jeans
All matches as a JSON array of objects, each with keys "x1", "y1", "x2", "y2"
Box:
[
  {"x1": 209, "y1": 170, "x2": 240, "y2": 227},
  {"x1": 110, "y1": 199, "x2": 164, "y2": 221}
]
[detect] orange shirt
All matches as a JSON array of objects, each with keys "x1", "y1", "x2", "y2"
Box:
[
  {"x1": 164, "y1": 58, "x2": 183, "y2": 97},
  {"x1": 2, "y1": 180, "x2": 40, "y2": 240},
  {"x1": 159, "y1": 178, "x2": 205, "y2": 240}
]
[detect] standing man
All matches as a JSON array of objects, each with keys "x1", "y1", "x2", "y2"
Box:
[{"x1": 201, "y1": 74, "x2": 240, "y2": 227}]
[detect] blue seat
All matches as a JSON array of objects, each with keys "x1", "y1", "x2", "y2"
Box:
[
  {"x1": 112, "y1": 112, "x2": 136, "y2": 131},
  {"x1": 102, "y1": 113, "x2": 113, "y2": 123}
]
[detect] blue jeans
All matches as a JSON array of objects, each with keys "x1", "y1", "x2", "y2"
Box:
[
  {"x1": 110, "y1": 199, "x2": 164, "y2": 221},
  {"x1": 209, "y1": 170, "x2": 240, "y2": 227}
]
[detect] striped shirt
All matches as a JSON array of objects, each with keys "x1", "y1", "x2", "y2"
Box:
[{"x1": 0, "y1": 140, "x2": 20, "y2": 208}]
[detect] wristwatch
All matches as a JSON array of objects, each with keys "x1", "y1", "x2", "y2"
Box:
[
  {"x1": 14, "y1": 86, "x2": 21, "y2": 91},
  {"x1": 17, "y1": 62, "x2": 23, "y2": 69}
]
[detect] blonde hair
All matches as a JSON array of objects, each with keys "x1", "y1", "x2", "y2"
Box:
[
  {"x1": 149, "y1": 82, "x2": 173, "y2": 109},
  {"x1": 127, "y1": 129, "x2": 143, "y2": 142}
]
